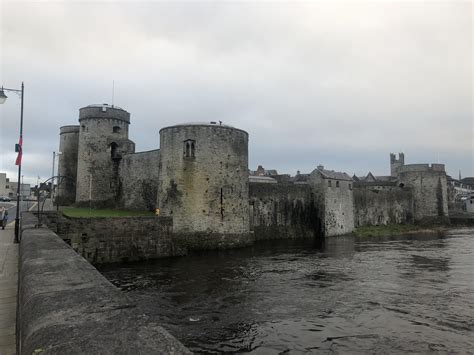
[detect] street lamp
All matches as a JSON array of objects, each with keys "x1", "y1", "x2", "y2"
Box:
[
  {"x1": 51, "y1": 151, "x2": 62, "y2": 205},
  {"x1": 0, "y1": 83, "x2": 25, "y2": 243}
]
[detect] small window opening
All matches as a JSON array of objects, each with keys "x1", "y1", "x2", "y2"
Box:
[
  {"x1": 184, "y1": 139, "x2": 196, "y2": 158},
  {"x1": 336, "y1": 181, "x2": 340, "y2": 187},
  {"x1": 220, "y1": 188, "x2": 224, "y2": 219},
  {"x1": 349, "y1": 183, "x2": 352, "y2": 190},
  {"x1": 328, "y1": 180, "x2": 332, "y2": 187},
  {"x1": 110, "y1": 142, "x2": 119, "y2": 159},
  {"x1": 81, "y1": 125, "x2": 86, "y2": 132},
  {"x1": 113, "y1": 126, "x2": 121, "y2": 133}
]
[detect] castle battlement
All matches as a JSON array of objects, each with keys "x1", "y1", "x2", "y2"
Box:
[{"x1": 398, "y1": 163, "x2": 446, "y2": 173}]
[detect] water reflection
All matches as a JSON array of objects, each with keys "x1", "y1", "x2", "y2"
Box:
[{"x1": 99, "y1": 229, "x2": 474, "y2": 353}]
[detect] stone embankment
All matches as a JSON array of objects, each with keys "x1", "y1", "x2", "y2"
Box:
[{"x1": 18, "y1": 212, "x2": 190, "y2": 354}]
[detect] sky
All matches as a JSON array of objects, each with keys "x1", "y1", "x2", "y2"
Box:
[{"x1": 0, "y1": 0, "x2": 472, "y2": 185}]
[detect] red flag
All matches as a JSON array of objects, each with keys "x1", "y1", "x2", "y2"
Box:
[{"x1": 15, "y1": 136, "x2": 22, "y2": 166}]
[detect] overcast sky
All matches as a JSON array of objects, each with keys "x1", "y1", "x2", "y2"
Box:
[{"x1": 0, "y1": 0, "x2": 472, "y2": 185}]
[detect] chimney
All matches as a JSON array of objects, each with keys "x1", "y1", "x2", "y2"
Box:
[{"x1": 317, "y1": 165, "x2": 324, "y2": 170}]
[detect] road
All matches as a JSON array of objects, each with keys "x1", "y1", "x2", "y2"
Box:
[{"x1": 0, "y1": 200, "x2": 35, "y2": 224}]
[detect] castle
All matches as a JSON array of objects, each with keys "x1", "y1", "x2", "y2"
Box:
[{"x1": 57, "y1": 104, "x2": 450, "y2": 248}]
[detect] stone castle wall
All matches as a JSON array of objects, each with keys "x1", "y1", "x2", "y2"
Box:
[
  {"x1": 44, "y1": 213, "x2": 184, "y2": 263},
  {"x1": 309, "y1": 171, "x2": 354, "y2": 237},
  {"x1": 353, "y1": 183, "x2": 414, "y2": 226},
  {"x1": 58, "y1": 125, "x2": 79, "y2": 205},
  {"x1": 158, "y1": 124, "x2": 250, "y2": 247},
  {"x1": 398, "y1": 164, "x2": 449, "y2": 223},
  {"x1": 76, "y1": 105, "x2": 135, "y2": 206},
  {"x1": 249, "y1": 182, "x2": 321, "y2": 239},
  {"x1": 119, "y1": 149, "x2": 161, "y2": 211}
]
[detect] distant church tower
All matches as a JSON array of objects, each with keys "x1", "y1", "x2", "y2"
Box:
[{"x1": 390, "y1": 152, "x2": 405, "y2": 177}]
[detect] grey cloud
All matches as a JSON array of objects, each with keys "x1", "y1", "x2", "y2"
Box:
[{"x1": 0, "y1": 1, "x2": 472, "y2": 185}]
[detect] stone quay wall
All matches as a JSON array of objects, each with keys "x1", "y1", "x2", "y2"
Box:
[
  {"x1": 18, "y1": 212, "x2": 190, "y2": 354},
  {"x1": 119, "y1": 149, "x2": 161, "y2": 211},
  {"x1": 41, "y1": 212, "x2": 185, "y2": 264},
  {"x1": 353, "y1": 184, "x2": 414, "y2": 227},
  {"x1": 249, "y1": 182, "x2": 321, "y2": 239}
]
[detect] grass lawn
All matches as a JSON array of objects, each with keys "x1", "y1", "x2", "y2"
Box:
[
  {"x1": 353, "y1": 224, "x2": 425, "y2": 237},
  {"x1": 61, "y1": 207, "x2": 156, "y2": 218}
]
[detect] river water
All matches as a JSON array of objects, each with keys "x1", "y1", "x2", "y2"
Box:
[{"x1": 99, "y1": 229, "x2": 474, "y2": 353}]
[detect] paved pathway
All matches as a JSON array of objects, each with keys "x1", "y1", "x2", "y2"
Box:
[{"x1": 0, "y1": 222, "x2": 18, "y2": 355}]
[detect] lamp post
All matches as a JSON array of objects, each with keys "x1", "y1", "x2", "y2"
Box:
[
  {"x1": 52, "y1": 151, "x2": 62, "y2": 208},
  {"x1": 0, "y1": 83, "x2": 25, "y2": 243}
]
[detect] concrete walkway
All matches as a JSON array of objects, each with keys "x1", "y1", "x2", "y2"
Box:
[{"x1": 0, "y1": 223, "x2": 18, "y2": 355}]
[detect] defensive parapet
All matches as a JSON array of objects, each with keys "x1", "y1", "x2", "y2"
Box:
[
  {"x1": 58, "y1": 125, "x2": 80, "y2": 205},
  {"x1": 397, "y1": 163, "x2": 449, "y2": 222},
  {"x1": 76, "y1": 104, "x2": 135, "y2": 207},
  {"x1": 157, "y1": 122, "x2": 251, "y2": 248}
]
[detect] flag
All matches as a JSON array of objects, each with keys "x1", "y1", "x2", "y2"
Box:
[{"x1": 15, "y1": 136, "x2": 22, "y2": 166}]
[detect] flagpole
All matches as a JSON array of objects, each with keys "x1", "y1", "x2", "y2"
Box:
[{"x1": 14, "y1": 82, "x2": 24, "y2": 243}]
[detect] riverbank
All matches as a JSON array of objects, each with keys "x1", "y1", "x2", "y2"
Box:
[{"x1": 353, "y1": 224, "x2": 447, "y2": 237}]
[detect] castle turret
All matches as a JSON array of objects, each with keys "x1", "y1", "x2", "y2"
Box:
[
  {"x1": 157, "y1": 122, "x2": 250, "y2": 248},
  {"x1": 390, "y1": 152, "x2": 404, "y2": 177},
  {"x1": 75, "y1": 104, "x2": 135, "y2": 206},
  {"x1": 57, "y1": 125, "x2": 80, "y2": 205},
  {"x1": 397, "y1": 163, "x2": 448, "y2": 223}
]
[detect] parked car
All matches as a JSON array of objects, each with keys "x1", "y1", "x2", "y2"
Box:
[{"x1": 0, "y1": 196, "x2": 11, "y2": 202}]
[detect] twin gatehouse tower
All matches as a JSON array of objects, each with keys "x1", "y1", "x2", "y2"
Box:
[{"x1": 58, "y1": 103, "x2": 450, "y2": 245}]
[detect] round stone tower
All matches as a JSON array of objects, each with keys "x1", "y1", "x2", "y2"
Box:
[
  {"x1": 57, "y1": 125, "x2": 80, "y2": 205},
  {"x1": 158, "y1": 122, "x2": 251, "y2": 248},
  {"x1": 397, "y1": 164, "x2": 449, "y2": 223},
  {"x1": 76, "y1": 104, "x2": 135, "y2": 206}
]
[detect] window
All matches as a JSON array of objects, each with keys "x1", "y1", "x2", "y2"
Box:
[
  {"x1": 336, "y1": 181, "x2": 340, "y2": 187},
  {"x1": 349, "y1": 183, "x2": 352, "y2": 190},
  {"x1": 184, "y1": 139, "x2": 196, "y2": 158},
  {"x1": 81, "y1": 125, "x2": 86, "y2": 132},
  {"x1": 328, "y1": 180, "x2": 332, "y2": 187},
  {"x1": 113, "y1": 126, "x2": 121, "y2": 133},
  {"x1": 110, "y1": 142, "x2": 119, "y2": 159}
]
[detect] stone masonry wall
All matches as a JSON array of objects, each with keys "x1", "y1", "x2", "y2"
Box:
[
  {"x1": 119, "y1": 149, "x2": 160, "y2": 211},
  {"x1": 353, "y1": 184, "x2": 414, "y2": 226},
  {"x1": 158, "y1": 124, "x2": 249, "y2": 242},
  {"x1": 76, "y1": 105, "x2": 135, "y2": 207},
  {"x1": 58, "y1": 125, "x2": 79, "y2": 205},
  {"x1": 398, "y1": 164, "x2": 449, "y2": 223},
  {"x1": 44, "y1": 213, "x2": 184, "y2": 264},
  {"x1": 19, "y1": 212, "x2": 190, "y2": 354},
  {"x1": 249, "y1": 182, "x2": 321, "y2": 239}
]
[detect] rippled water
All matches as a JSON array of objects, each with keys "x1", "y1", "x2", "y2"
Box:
[{"x1": 99, "y1": 229, "x2": 474, "y2": 353}]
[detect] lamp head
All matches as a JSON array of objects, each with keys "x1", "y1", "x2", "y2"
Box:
[{"x1": 0, "y1": 88, "x2": 7, "y2": 104}]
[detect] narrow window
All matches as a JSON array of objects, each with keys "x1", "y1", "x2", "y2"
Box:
[
  {"x1": 113, "y1": 126, "x2": 121, "y2": 133},
  {"x1": 220, "y1": 188, "x2": 224, "y2": 219},
  {"x1": 328, "y1": 180, "x2": 332, "y2": 187},
  {"x1": 336, "y1": 181, "x2": 340, "y2": 187},
  {"x1": 184, "y1": 139, "x2": 196, "y2": 158},
  {"x1": 81, "y1": 125, "x2": 86, "y2": 132},
  {"x1": 110, "y1": 142, "x2": 118, "y2": 159},
  {"x1": 349, "y1": 183, "x2": 352, "y2": 190}
]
